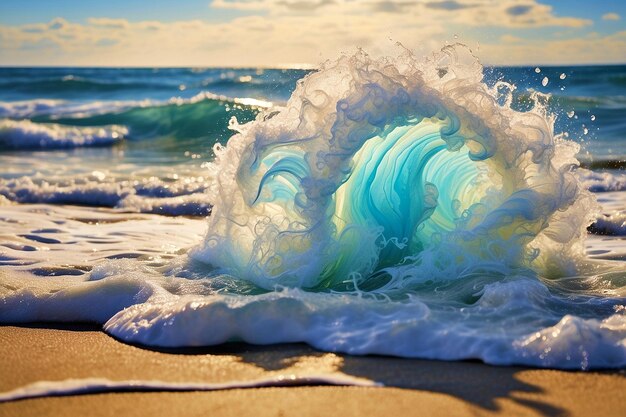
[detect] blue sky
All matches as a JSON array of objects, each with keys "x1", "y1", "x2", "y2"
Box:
[
  {"x1": 0, "y1": 0, "x2": 249, "y2": 25},
  {"x1": 0, "y1": 1, "x2": 624, "y2": 67}
]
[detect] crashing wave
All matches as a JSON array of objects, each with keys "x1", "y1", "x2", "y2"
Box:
[{"x1": 193, "y1": 45, "x2": 596, "y2": 290}]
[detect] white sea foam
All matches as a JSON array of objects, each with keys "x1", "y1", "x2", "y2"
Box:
[
  {"x1": 0, "y1": 119, "x2": 127, "y2": 149},
  {"x1": 0, "y1": 172, "x2": 212, "y2": 215},
  {"x1": 2, "y1": 257, "x2": 624, "y2": 369},
  {"x1": 585, "y1": 187, "x2": 626, "y2": 236},
  {"x1": 0, "y1": 374, "x2": 378, "y2": 403},
  {"x1": 590, "y1": 212, "x2": 626, "y2": 236},
  {"x1": 579, "y1": 169, "x2": 626, "y2": 193},
  {"x1": 0, "y1": 99, "x2": 66, "y2": 118}
]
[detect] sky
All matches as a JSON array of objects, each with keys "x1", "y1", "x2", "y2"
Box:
[{"x1": 0, "y1": 0, "x2": 624, "y2": 67}]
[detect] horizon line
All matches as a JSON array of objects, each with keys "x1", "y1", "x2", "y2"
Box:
[{"x1": 0, "y1": 62, "x2": 625, "y2": 70}]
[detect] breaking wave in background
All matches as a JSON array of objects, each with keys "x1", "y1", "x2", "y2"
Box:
[{"x1": 0, "y1": 92, "x2": 264, "y2": 150}]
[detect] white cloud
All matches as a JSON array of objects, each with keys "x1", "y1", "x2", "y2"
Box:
[
  {"x1": 481, "y1": 31, "x2": 626, "y2": 65},
  {"x1": 0, "y1": 15, "x2": 443, "y2": 66},
  {"x1": 602, "y1": 13, "x2": 620, "y2": 21},
  {"x1": 211, "y1": 0, "x2": 592, "y2": 28},
  {"x1": 87, "y1": 18, "x2": 131, "y2": 29},
  {"x1": 212, "y1": 0, "x2": 335, "y2": 12},
  {"x1": 500, "y1": 34, "x2": 523, "y2": 43}
]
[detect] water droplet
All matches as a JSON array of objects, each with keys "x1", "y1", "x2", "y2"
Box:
[
  {"x1": 567, "y1": 111, "x2": 575, "y2": 118},
  {"x1": 559, "y1": 73, "x2": 566, "y2": 80},
  {"x1": 583, "y1": 127, "x2": 589, "y2": 135},
  {"x1": 542, "y1": 77, "x2": 549, "y2": 87},
  {"x1": 535, "y1": 67, "x2": 541, "y2": 73},
  {"x1": 453, "y1": 34, "x2": 458, "y2": 40},
  {"x1": 591, "y1": 114, "x2": 596, "y2": 121}
]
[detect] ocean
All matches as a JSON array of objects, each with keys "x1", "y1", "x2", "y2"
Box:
[{"x1": 1, "y1": 45, "x2": 625, "y2": 371}]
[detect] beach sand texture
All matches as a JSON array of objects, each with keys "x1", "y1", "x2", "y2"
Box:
[{"x1": 1, "y1": 325, "x2": 624, "y2": 417}]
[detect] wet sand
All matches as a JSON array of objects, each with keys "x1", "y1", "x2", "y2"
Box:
[{"x1": 0, "y1": 324, "x2": 624, "y2": 417}]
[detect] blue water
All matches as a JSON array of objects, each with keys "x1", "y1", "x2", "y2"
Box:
[
  {"x1": 0, "y1": 65, "x2": 624, "y2": 158},
  {"x1": 485, "y1": 65, "x2": 626, "y2": 163}
]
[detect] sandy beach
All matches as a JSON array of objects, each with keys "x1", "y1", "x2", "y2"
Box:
[{"x1": 0, "y1": 325, "x2": 624, "y2": 417}]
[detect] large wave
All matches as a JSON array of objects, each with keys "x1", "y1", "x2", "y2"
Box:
[{"x1": 192, "y1": 45, "x2": 596, "y2": 290}]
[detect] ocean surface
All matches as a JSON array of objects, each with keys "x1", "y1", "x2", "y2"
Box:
[{"x1": 1, "y1": 45, "x2": 626, "y2": 370}]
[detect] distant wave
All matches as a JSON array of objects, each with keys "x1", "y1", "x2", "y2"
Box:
[
  {"x1": 0, "y1": 72, "x2": 304, "y2": 97},
  {"x1": 0, "y1": 76, "x2": 173, "y2": 94},
  {"x1": 589, "y1": 212, "x2": 626, "y2": 236},
  {"x1": 578, "y1": 169, "x2": 626, "y2": 192},
  {"x1": 0, "y1": 92, "x2": 268, "y2": 149},
  {"x1": 554, "y1": 94, "x2": 626, "y2": 110},
  {"x1": 0, "y1": 174, "x2": 212, "y2": 216},
  {"x1": 0, "y1": 92, "x2": 272, "y2": 119},
  {"x1": 0, "y1": 99, "x2": 65, "y2": 118},
  {"x1": 580, "y1": 160, "x2": 626, "y2": 170},
  {"x1": 0, "y1": 98, "x2": 154, "y2": 119},
  {"x1": 0, "y1": 119, "x2": 126, "y2": 149},
  {"x1": 505, "y1": 92, "x2": 626, "y2": 113}
]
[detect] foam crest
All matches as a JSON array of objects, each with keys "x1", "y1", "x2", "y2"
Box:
[
  {"x1": 579, "y1": 169, "x2": 626, "y2": 193},
  {"x1": 0, "y1": 174, "x2": 212, "y2": 216},
  {"x1": 0, "y1": 119, "x2": 126, "y2": 149}
]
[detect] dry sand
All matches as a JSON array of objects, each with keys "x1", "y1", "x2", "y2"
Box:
[{"x1": 0, "y1": 324, "x2": 624, "y2": 417}]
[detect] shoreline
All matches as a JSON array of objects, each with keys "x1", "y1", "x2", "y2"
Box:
[{"x1": 1, "y1": 324, "x2": 624, "y2": 417}]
